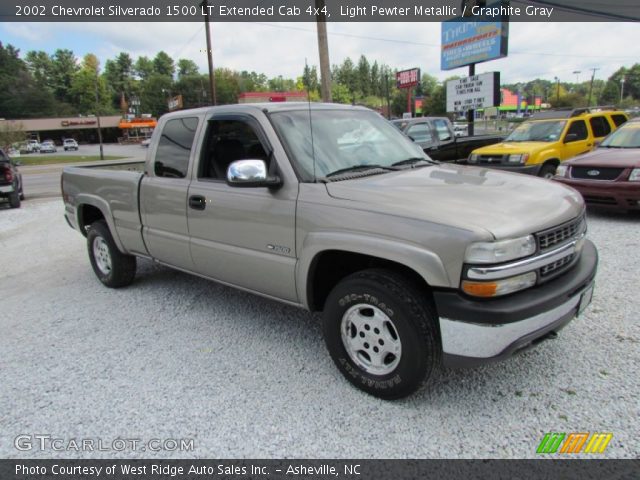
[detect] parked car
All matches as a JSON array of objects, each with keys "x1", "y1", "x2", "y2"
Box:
[
  {"x1": 0, "y1": 149, "x2": 23, "y2": 208},
  {"x1": 467, "y1": 107, "x2": 629, "y2": 178},
  {"x1": 40, "y1": 141, "x2": 57, "y2": 153},
  {"x1": 63, "y1": 139, "x2": 79, "y2": 151},
  {"x1": 62, "y1": 103, "x2": 597, "y2": 399},
  {"x1": 26, "y1": 139, "x2": 40, "y2": 153},
  {"x1": 554, "y1": 117, "x2": 640, "y2": 211},
  {"x1": 391, "y1": 117, "x2": 503, "y2": 162}
]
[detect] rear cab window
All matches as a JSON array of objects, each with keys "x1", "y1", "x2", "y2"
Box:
[
  {"x1": 154, "y1": 117, "x2": 200, "y2": 178},
  {"x1": 589, "y1": 116, "x2": 612, "y2": 138},
  {"x1": 611, "y1": 114, "x2": 628, "y2": 127}
]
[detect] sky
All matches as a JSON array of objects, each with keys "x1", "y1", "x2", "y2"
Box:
[{"x1": 1, "y1": 21, "x2": 639, "y2": 85}]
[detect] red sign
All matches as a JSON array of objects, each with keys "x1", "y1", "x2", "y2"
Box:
[{"x1": 396, "y1": 68, "x2": 420, "y2": 89}]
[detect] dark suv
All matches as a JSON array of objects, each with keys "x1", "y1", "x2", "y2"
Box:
[{"x1": 0, "y1": 149, "x2": 24, "y2": 208}]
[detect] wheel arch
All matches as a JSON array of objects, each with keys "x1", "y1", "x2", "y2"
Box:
[{"x1": 76, "y1": 196, "x2": 126, "y2": 252}]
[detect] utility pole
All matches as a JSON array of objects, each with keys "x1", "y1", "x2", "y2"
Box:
[
  {"x1": 554, "y1": 76, "x2": 560, "y2": 104},
  {"x1": 620, "y1": 76, "x2": 625, "y2": 104},
  {"x1": 201, "y1": 0, "x2": 217, "y2": 105},
  {"x1": 385, "y1": 67, "x2": 391, "y2": 119},
  {"x1": 587, "y1": 67, "x2": 600, "y2": 107},
  {"x1": 94, "y1": 71, "x2": 104, "y2": 160},
  {"x1": 315, "y1": 0, "x2": 332, "y2": 102}
]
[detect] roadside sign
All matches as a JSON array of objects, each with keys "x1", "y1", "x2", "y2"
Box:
[
  {"x1": 441, "y1": 21, "x2": 509, "y2": 71},
  {"x1": 396, "y1": 68, "x2": 420, "y2": 89},
  {"x1": 446, "y1": 72, "x2": 500, "y2": 113}
]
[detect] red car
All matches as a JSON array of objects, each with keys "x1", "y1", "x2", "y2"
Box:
[{"x1": 554, "y1": 118, "x2": 640, "y2": 211}]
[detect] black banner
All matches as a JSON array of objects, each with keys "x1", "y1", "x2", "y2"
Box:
[
  {"x1": 2, "y1": 0, "x2": 640, "y2": 22},
  {"x1": 1, "y1": 460, "x2": 639, "y2": 480}
]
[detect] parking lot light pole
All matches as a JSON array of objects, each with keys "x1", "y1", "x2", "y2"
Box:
[
  {"x1": 94, "y1": 71, "x2": 104, "y2": 161},
  {"x1": 201, "y1": 0, "x2": 217, "y2": 105}
]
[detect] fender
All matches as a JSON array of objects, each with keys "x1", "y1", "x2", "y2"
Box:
[
  {"x1": 297, "y1": 231, "x2": 451, "y2": 310},
  {"x1": 75, "y1": 194, "x2": 126, "y2": 253}
]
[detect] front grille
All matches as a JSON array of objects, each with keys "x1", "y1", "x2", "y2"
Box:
[
  {"x1": 477, "y1": 155, "x2": 507, "y2": 165},
  {"x1": 584, "y1": 195, "x2": 617, "y2": 205},
  {"x1": 571, "y1": 166, "x2": 624, "y2": 180},
  {"x1": 536, "y1": 214, "x2": 585, "y2": 251},
  {"x1": 540, "y1": 254, "x2": 575, "y2": 277}
]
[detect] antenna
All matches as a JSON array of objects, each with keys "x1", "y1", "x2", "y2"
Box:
[{"x1": 305, "y1": 58, "x2": 317, "y2": 182}]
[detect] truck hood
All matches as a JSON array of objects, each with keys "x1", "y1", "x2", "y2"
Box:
[
  {"x1": 565, "y1": 147, "x2": 640, "y2": 168},
  {"x1": 325, "y1": 163, "x2": 584, "y2": 239},
  {"x1": 473, "y1": 141, "x2": 552, "y2": 155}
]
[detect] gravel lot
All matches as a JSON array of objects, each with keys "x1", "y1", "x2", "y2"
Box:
[{"x1": 1, "y1": 199, "x2": 638, "y2": 459}]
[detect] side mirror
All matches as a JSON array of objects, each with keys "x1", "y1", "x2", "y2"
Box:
[
  {"x1": 227, "y1": 159, "x2": 281, "y2": 188},
  {"x1": 564, "y1": 133, "x2": 578, "y2": 143}
]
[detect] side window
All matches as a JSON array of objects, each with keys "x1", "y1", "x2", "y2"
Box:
[
  {"x1": 612, "y1": 114, "x2": 628, "y2": 127},
  {"x1": 565, "y1": 120, "x2": 588, "y2": 142},
  {"x1": 200, "y1": 119, "x2": 269, "y2": 180},
  {"x1": 406, "y1": 123, "x2": 433, "y2": 143},
  {"x1": 589, "y1": 116, "x2": 611, "y2": 138},
  {"x1": 433, "y1": 119, "x2": 452, "y2": 141},
  {"x1": 154, "y1": 117, "x2": 199, "y2": 178}
]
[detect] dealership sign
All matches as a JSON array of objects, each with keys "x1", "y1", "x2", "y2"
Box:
[
  {"x1": 396, "y1": 68, "x2": 420, "y2": 89},
  {"x1": 441, "y1": 21, "x2": 508, "y2": 70},
  {"x1": 446, "y1": 72, "x2": 500, "y2": 113}
]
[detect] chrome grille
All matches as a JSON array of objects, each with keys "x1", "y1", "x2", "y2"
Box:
[
  {"x1": 571, "y1": 166, "x2": 624, "y2": 181},
  {"x1": 537, "y1": 214, "x2": 585, "y2": 251},
  {"x1": 478, "y1": 155, "x2": 508, "y2": 165},
  {"x1": 540, "y1": 254, "x2": 575, "y2": 277}
]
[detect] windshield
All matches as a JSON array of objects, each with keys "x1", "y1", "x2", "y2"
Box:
[
  {"x1": 600, "y1": 122, "x2": 640, "y2": 148},
  {"x1": 505, "y1": 120, "x2": 566, "y2": 142},
  {"x1": 270, "y1": 109, "x2": 429, "y2": 180}
]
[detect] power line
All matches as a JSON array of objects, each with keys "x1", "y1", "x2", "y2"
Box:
[{"x1": 250, "y1": 22, "x2": 640, "y2": 60}]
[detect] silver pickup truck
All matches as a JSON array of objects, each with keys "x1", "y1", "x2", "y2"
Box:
[{"x1": 62, "y1": 103, "x2": 597, "y2": 399}]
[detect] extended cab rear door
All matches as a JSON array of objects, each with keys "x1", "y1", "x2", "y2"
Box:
[
  {"x1": 140, "y1": 115, "x2": 204, "y2": 270},
  {"x1": 186, "y1": 112, "x2": 298, "y2": 302}
]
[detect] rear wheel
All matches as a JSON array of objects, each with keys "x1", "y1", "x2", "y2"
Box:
[
  {"x1": 323, "y1": 269, "x2": 440, "y2": 399},
  {"x1": 87, "y1": 220, "x2": 136, "y2": 288},
  {"x1": 539, "y1": 163, "x2": 557, "y2": 179},
  {"x1": 8, "y1": 191, "x2": 20, "y2": 208}
]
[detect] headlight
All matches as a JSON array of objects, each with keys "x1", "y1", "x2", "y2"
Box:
[
  {"x1": 468, "y1": 153, "x2": 478, "y2": 164},
  {"x1": 629, "y1": 168, "x2": 640, "y2": 181},
  {"x1": 465, "y1": 235, "x2": 536, "y2": 264},
  {"x1": 462, "y1": 272, "x2": 537, "y2": 297},
  {"x1": 507, "y1": 153, "x2": 529, "y2": 164},
  {"x1": 556, "y1": 165, "x2": 568, "y2": 177}
]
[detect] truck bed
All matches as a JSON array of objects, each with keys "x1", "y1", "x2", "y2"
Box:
[{"x1": 62, "y1": 159, "x2": 147, "y2": 256}]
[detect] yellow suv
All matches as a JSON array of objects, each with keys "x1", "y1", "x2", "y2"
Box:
[{"x1": 467, "y1": 108, "x2": 629, "y2": 178}]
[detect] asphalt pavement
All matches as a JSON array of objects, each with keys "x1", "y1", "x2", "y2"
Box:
[
  {"x1": 0, "y1": 199, "x2": 638, "y2": 459},
  {"x1": 17, "y1": 144, "x2": 145, "y2": 199}
]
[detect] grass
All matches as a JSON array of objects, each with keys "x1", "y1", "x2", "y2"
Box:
[{"x1": 16, "y1": 155, "x2": 126, "y2": 166}]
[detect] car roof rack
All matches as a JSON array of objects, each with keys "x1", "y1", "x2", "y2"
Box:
[{"x1": 530, "y1": 106, "x2": 618, "y2": 120}]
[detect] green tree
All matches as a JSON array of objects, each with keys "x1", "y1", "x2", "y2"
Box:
[
  {"x1": 357, "y1": 55, "x2": 370, "y2": 96},
  {"x1": 600, "y1": 80, "x2": 620, "y2": 105},
  {"x1": 153, "y1": 51, "x2": 175, "y2": 77},
  {"x1": 140, "y1": 73, "x2": 173, "y2": 116},
  {"x1": 50, "y1": 49, "x2": 78, "y2": 103},
  {"x1": 134, "y1": 56, "x2": 154, "y2": 80},
  {"x1": 177, "y1": 59, "x2": 199, "y2": 78},
  {"x1": 24, "y1": 50, "x2": 52, "y2": 87},
  {"x1": 69, "y1": 54, "x2": 111, "y2": 115}
]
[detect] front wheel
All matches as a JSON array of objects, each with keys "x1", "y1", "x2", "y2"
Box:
[
  {"x1": 87, "y1": 220, "x2": 136, "y2": 288},
  {"x1": 539, "y1": 163, "x2": 557, "y2": 179},
  {"x1": 323, "y1": 269, "x2": 440, "y2": 399}
]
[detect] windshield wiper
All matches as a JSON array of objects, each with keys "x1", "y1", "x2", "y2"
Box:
[
  {"x1": 391, "y1": 157, "x2": 435, "y2": 167},
  {"x1": 325, "y1": 164, "x2": 399, "y2": 178}
]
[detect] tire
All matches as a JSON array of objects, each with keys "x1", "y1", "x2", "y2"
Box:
[
  {"x1": 8, "y1": 191, "x2": 20, "y2": 208},
  {"x1": 323, "y1": 269, "x2": 440, "y2": 399},
  {"x1": 87, "y1": 220, "x2": 136, "y2": 288},
  {"x1": 539, "y1": 163, "x2": 557, "y2": 179}
]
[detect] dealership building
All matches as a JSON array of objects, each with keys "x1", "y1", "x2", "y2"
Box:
[{"x1": 0, "y1": 115, "x2": 157, "y2": 144}]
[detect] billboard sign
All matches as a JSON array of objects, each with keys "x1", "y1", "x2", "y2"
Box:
[
  {"x1": 441, "y1": 21, "x2": 508, "y2": 70},
  {"x1": 446, "y1": 72, "x2": 500, "y2": 113},
  {"x1": 396, "y1": 68, "x2": 420, "y2": 89}
]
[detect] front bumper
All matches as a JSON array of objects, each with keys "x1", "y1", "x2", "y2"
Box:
[
  {"x1": 457, "y1": 162, "x2": 542, "y2": 176},
  {"x1": 555, "y1": 177, "x2": 640, "y2": 210},
  {"x1": 434, "y1": 239, "x2": 598, "y2": 367}
]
